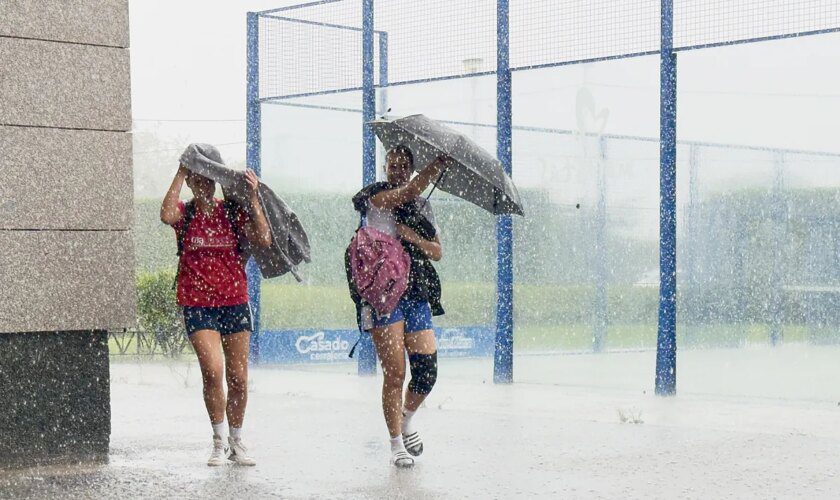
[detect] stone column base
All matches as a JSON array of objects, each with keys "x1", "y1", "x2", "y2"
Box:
[{"x1": 0, "y1": 330, "x2": 110, "y2": 468}]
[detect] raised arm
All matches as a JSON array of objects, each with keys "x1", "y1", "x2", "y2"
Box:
[
  {"x1": 369, "y1": 156, "x2": 448, "y2": 210},
  {"x1": 242, "y1": 169, "x2": 272, "y2": 248},
  {"x1": 160, "y1": 165, "x2": 188, "y2": 225}
]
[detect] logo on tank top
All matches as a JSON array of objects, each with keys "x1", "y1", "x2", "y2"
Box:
[{"x1": 189, "y1": 234, "x2": 235, "y2": 249}]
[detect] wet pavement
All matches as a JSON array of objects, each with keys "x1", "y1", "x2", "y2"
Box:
[{"x1": 3, "y1": 349, "x2": 840, "y2": 498}]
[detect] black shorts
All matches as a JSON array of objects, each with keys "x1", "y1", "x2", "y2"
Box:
[{"x1": 183, "y1": 303, "x2": 253, "y2": 337}]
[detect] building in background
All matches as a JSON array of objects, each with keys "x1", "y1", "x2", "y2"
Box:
[{"x1": 0, "y1": 0, "x2": 135, "y2": 467}]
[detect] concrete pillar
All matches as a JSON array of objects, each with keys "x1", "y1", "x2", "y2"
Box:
[{"x1": 0, "y1": 0, "x2": 134, "y2": 467}]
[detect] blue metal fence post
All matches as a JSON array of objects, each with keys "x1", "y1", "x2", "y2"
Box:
[
  {"x1": 246, "y1": 12, "x2": 262, "y2": 363},
  {"x1": 593, "y1": 136, "x2": 608, "y2": 352},
  {"x1": 358, "y1": 0, "x2": 377, "y2": 376},
  {"x1": 494, "y1": 0, "x2": 514, "y2": 384},
  {"x1": 655, "y1": 0, "x2": 677, "y2": 396}
]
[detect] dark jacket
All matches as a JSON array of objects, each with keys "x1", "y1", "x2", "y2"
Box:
[{"x1": 394, "y1": 200, "x2": 445, "y2": 316}]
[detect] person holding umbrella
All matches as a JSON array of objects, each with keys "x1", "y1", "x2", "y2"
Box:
[
  {"x1": 355, "y1": 114, "x2": 523, "y2": 468},
  {"x1": 370, "y1": 114, "x2": 524, "y2": 217},
  {"x1": 350, "y1": 146, "x2": 448, "y2": 468},
  {"x1": 160, "y1": 145, "x2": 271, "y2": 467}
]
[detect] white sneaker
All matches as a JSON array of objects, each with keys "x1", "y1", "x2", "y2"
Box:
[
  {"x1": 227, "y1": 436, "x2": 257, "y2": 466},
  {"x1": 207, "y1": 436, "x2": 227, "y2": 466}
]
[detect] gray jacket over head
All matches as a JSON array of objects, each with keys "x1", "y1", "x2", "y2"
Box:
[{"x1": 179, "y1": 143, "x2": 311, "y2": 281}]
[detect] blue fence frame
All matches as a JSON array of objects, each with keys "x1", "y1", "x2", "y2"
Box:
[
  {"x1": 245, "y1": 12, "x2": 262, "y2": 363},
  {"x1": 357, "y1": 0, "x2": 378, "y2": 376},
  {"x1": 248, "y1": 0, "x2": 840, "y2": 394},
  {"x1": 655, "y1": 0, "x2": 677, "y2": 396},
  {"x1": 493, "y1": 0, "x2": 514, "y2": 384}
]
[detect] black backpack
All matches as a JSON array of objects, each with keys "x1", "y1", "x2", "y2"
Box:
[{"x1": 172, "y1": 199, "x2": 244, "y2": 290}]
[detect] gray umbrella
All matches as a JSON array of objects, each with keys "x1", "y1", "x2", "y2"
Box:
[
  {"x1": 369, "y1": 114, "x2": 524, "y2": 216},
  {"x1": 179, "y1": 143, "x2": 311, "y2": 281}
]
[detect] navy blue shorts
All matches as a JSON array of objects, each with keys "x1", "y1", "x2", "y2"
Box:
[
  {"x1": 183, "y1": 303, "x2": 253, "y2": 337},
  {"x1": 361, "y1": 297, "x2": 433, "y2": 334}
]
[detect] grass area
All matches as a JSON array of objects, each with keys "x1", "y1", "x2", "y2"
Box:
[
  {"x1": 261, "y1": 283, "x2": 356, "y2": 329},
  {"x1": 514, "y1": 324, "x2": 810, "y2": 352},
  {"x1": 681, "y1": 323, "x2": 809, "y2": 347},
  {"x1": 257, "y1": 281, "x2": 806, "y2": 351},
  {"x1": 514, "y1": 324, "x2": 655, "y2": 351},
  {"x1": 108, "y1": 332, "x2": 195, "y2": 358},
  {"x1": 258, "y1": 281, "x2": 651, "y2": 330},
  {"x1": 259, "y1": 281, "x2": 499, "y2": 330}
]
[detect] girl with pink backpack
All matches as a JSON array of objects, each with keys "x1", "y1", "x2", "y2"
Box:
[{"x1": 346, "y1": 146, "x2": 448, "y2": 468}]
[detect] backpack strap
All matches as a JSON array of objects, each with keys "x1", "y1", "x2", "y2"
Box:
[
  {"x1": 348, "y1": 334, "x2": 362, "y2": 358},
  {"x1": 172, "y1": 201, "x2": 197, "y2": 291},
  {"x1": 176, "y1": 201, "x2": 197, "y2": 257},
  {"x1": 222, "y1": 199, "x2": 244, "y2": 256}
]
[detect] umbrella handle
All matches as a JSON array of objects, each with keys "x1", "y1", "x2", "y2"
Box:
[{"x1": 422, "y1": 165, "x2": 448, "y2": 208}]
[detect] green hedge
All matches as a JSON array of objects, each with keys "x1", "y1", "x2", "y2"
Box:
[
  {"x1": 135, "y1": 269, "x2": 188, "y2": 356},
  {"x1": 132, "y1": 186, "x2": 839, "y2": 349}
]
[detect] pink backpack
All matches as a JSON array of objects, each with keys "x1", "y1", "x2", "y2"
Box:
[{"x1": 347, "y1": 226, "x2": 411, "y2": 316}]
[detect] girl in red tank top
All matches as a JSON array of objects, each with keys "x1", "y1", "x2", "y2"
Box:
[
  {"x1": 161, "y1": 157, "x2": 271, "y2": 467},
  {"x1": 174, "y1": 198, "x2": 250, "y2": 307}
]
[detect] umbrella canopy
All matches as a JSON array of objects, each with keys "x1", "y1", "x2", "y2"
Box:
[
  {"x1": 369, "y1": 114, "x2": 524, "y2": 216},
  {"x1": 179, "y1": 143, "x2": 311, "y2": 280}
]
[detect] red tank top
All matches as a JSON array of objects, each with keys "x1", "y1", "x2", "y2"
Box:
[{"x1": 173, "y1": 199, "x2": 250, "y2": 307}]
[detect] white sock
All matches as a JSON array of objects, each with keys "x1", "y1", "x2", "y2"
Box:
[
  {"x1": 390, "y1": 435, "x2": 406, "y2": 454},
  {"x1": 230, "y1": 426, "x2": 243, "y2": 440},
  {"x1": 402, "y1": 408, "x2": 416, "y2": 435},
  {"x1": 212, "y1": 422, "x2": 226, "y2": 439}
]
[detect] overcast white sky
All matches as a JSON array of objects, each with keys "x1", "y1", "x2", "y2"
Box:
[{"x1": 129, "y1": 0, "x2": 840, "y2": 206}]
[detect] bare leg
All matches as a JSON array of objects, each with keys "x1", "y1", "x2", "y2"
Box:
[
  {"x1": 189, "y1": 330, "x2": 226, "y2": 424},
  {"x1": 370, "y1": 321, "x2": 408, "y2": 438},
  {"x1": 221, "y1": 330, "x2": 251, "y2": 428}
]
